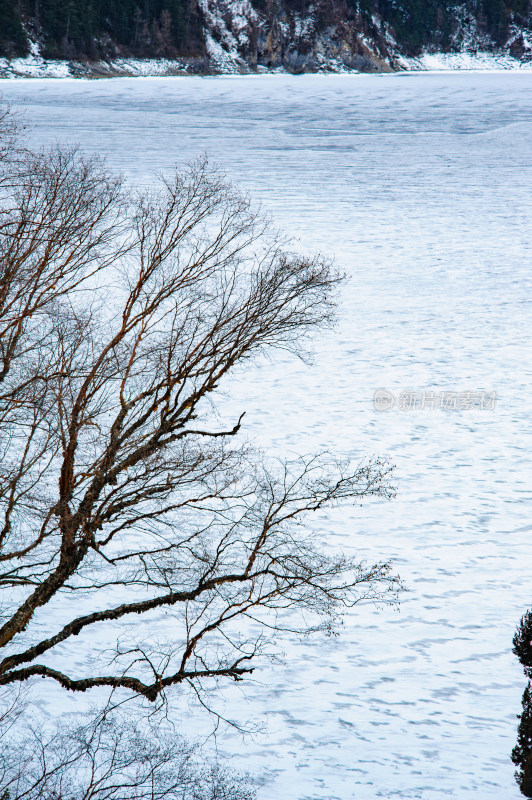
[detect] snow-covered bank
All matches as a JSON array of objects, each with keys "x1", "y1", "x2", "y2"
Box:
[
  {"x1": 0, "y1": 54, "x2": 206, "y2": 80},
  {"x1": 1, "y1": 49, "x2": 532, "y2": 78},
  {"x1": 403, "y1": 50, "x2": 532, "y2": 72}
]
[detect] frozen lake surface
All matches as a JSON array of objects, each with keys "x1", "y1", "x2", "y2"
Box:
[{"x1": 2, "y1": 73, "x2": 532, "y2": 799}]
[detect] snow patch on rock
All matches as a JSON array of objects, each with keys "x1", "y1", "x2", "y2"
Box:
[{"x1": 199, "y1": 0, "x2": 257, "y2": 72}]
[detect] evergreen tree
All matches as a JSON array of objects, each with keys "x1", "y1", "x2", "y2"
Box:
[
  {"x1": 513, "y1": 610, "x2": 532, "y2": 797},
  {"x1": 480, "y1": 0, "x2": 509, "y2": 44},
  {"x1": 0, "y1": 0, "x2": 28, "y2": 57},
  {"x1": 35, "y1": 0, "x2": 203, "y2": 58}
]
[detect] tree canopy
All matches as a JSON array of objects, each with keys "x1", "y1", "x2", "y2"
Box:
[{"x1": 0, "y1": 113, "x2": 400, "y2": 710}]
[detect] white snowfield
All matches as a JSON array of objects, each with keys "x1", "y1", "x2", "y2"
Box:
[{"x1": 1, "y1": 73, "x2": 531, "y2": 799}]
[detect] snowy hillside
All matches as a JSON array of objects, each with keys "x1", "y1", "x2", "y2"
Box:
[{"x1": 1, "y1": 1, "x2": 532, "y2": 77}]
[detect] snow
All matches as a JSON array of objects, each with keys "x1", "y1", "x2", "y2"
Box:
[
  {"x1": 0, "y1": 53, "x2": 203, "y2": 79},
  {"x1": 404, "y1": 50, "x2": 532, "y2": 72},
  {"x1": 1, "y1": 39, "x2": 532, "y2": 77},
  {"x1": 1, "y1": 72, "x2": 532, "y2": 799},
  {"x1": 204, "y1": 32, "x2": 243, "y2": 74},
  {"x1": 0, "y1": 31, "x2": 199, "y2": 78},
  {"x1": 0, "y1": 53, "x2": 72, "y2": 79}
]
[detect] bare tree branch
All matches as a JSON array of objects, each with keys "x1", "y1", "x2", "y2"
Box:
[
  {"x1": 0, "y1": 710, "x2": 256, "y2": 800},
  {"x1": 0, "y1": 106, "x2": 401, "y2": 709}
]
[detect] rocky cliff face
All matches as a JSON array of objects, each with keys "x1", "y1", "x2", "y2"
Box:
[
  {"x1": 198, "y1": 0, "x2": 402, "y2": 73},
  {"x1": 198, "y1": 0, "x2": 532, "y2": 73}
]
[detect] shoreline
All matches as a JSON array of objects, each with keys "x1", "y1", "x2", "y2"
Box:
[{"x1": 1, "y1": 50, "x2": 532, "y2": 80}]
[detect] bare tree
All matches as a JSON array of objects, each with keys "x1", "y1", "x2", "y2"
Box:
[
  {"x1": 0, "y1": 709, "x2": 255, "y2": 800},
  {"x1": 0, "y1": 102, "x2": 23, "y2": 168},
  {"x1": 0, "y1": 110, "x2": 399, "y2": 712}
]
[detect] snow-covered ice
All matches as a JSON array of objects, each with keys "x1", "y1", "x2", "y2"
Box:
[{"x1": 1, "y1": 72, "x2": 531, "y2": 799}]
